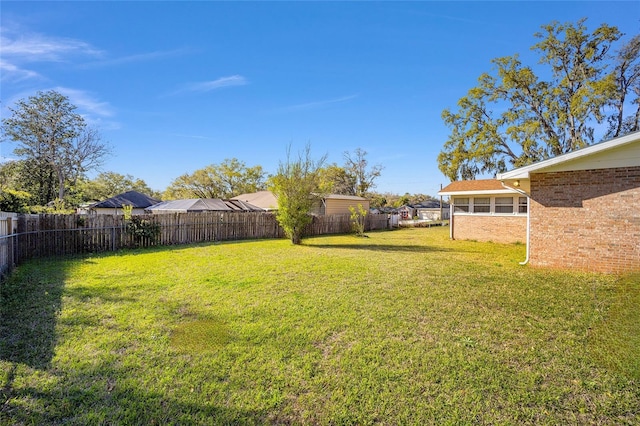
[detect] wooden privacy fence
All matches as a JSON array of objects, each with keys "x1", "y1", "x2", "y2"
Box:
[
  {"x1": 4, "y1": 211, "x2": 392, "y2": 270},
  {"x1": 0, "y1": 213, "x2": 17, "y2": 278}
]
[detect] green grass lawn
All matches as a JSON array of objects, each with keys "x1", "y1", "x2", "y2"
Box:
[{"x1": 1, "y1": 227, "x2": 638, "y2": 425}]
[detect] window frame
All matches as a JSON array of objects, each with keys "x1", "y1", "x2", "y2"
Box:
[
  {"x1": 472, "y1": 197, "x2": 490, "y2": 213},
  {"x1": 453, "y1": 197, "x2": 469, "y2": 213},
  {"x1": 518, "y1": 197, "x2": 528, "y2": 214},
  {"x1": 450, "y1": 195, "x2": 528, "y2": 215},
  {"x1": 494, "y1": 196, "x2": 514, "y2": 214}
]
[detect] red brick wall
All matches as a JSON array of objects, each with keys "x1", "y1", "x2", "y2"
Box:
[
  {"x1": 529, "y1": 166, "x2": 640, "y2": 273},
  {"x1": 453, "y1": 214, "x2": 527, "y2": 244}
]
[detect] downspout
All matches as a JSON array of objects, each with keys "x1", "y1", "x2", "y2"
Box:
[
  {"x1": 500, "y1": 181, "x2": 530, "y2": 265},
  {"x1": 449, "y1": 199, "x2": 454, "y2": 240}
]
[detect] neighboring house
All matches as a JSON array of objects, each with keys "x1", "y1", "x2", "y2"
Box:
[
  {"x1": 438, "y1": 179, "x2": 528, "y2": 244},
  {"x1": 231, "y1": 191, "x2": 279, "y2": 211},
  {"x1": 398, "y1": 201, "x2": 450, "y2": 221},
  {"x1": 397, "y1": 205, "x2": 413, "y2": 220},
  {"x1": 87, "y1": 190, "x2": 160, "y2": 215},
  {"x1": 497, "y1": 131, "x2": 640, "y2": 274},
  {"x1": 231, "y1": 191, "x2": 370, "y2": 215},
  {"x1": 146, "y1": 199, "x2": 262, "y2": 214}
]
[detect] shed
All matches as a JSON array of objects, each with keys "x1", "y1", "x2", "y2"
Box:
[
  {"x1": 146, "y1": 199, "x2": 262, "y2": 214},
  {"x1": 312, "y1": 194, "x2": 370, "y2": 216}
]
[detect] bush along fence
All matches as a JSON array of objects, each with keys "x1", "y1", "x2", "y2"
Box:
[{"x1": 0, "y1": 211, "x2": 392, "y2": 274}]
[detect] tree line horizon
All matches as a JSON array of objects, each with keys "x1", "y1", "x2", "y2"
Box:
[
  {"x1": 0, "y1": 92, "x2": 424, "y2": 213},
  {"x1": 2, "y1": 18, "x2": 637, "y2": 214}
]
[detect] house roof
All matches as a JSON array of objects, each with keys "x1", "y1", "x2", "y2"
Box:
[
  {"x1": 231, "y1": 191, "x2": 278, "y2": 211},
  {"x1": 231, "y1": 191, "x2": 368, "y2": 210},
  {"x1": 322, "y1": 194, "x2": 369, "y2": 201},
  {"x1": 90, "y1": 190, "x2": 160, "y2": 209},
  {"x1": 438, "y1": 179, "x2": 517, "y2": 196},
  {"x1": 497, "y1": 131, "x2": 640, "y2": 180},
  {"x1": 413, "y1": 201, "x2": 449, "y2": 208},
  {"x1": 146, "y1": 198, "x2": 262, "y2": 213}
]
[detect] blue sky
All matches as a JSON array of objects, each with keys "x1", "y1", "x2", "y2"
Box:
[{"x1": 1, "y1": 1, "x2": 638, "y2": 196}]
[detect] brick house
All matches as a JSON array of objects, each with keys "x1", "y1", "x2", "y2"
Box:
[
  {"x1": 438, "y1": 179, "x2": 528, "y2": 244},
  {"x1": 496, "y1": 131, "x2": 640, "y2": 274},
  {"x1": 440, "y1": 132, "x2": 640, "y2": 273}
]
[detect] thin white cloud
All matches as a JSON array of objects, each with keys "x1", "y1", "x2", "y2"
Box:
[
  {"x1": 165, "y1": 75, "x2": 248, "y2": 97},
  {"x1": 169, "y1": 133, "x2": 215, "y2": 141},
  {"x1": 50, "y1": 87, "x2": 119, "y2": 130},
  {"x1": 276, "y1": 94, "x2": 359, "y2": 112},
  {"x1": 54, "y1": 87, "x2": 114, "y2": 118},
  {"x1": 81, "y1": 48, "x2": 192, "y2": 68},
  {"x1": 0, "y1": 31, "x2": 103, "y2": 62},
  {"x1": 187, "y1": 75, "x2": 248, "y2": 92},
  {"x1": 0, "y1": 59, "x2": 41, "y2": 82},
  {"x1": 0, "y1": 28, "x2": 102, "y2": 82}
]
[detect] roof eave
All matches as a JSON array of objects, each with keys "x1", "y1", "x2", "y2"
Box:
[
  {"x1": 498, "y1": 131, "x2": 640, "y2": 181},
  {"x1": 438, "y1": 188, "x2": 519, "y2": 196}
]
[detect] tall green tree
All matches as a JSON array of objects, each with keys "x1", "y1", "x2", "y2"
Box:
[
  {"x1": 438, "y1": 19, "x2": 635, "y2": 181},
  {"x1": 269, "y1": 144, "x2": 326, "y2": 245},
  {"x1": 343, "y1": 148, "x2": 383, "y2": 197},
  {"x1": 1, "y1": 90, "x2": 110, "y2": 205},
  {"x1": 606, "y1": 34, "x2": 640, "y2": 139},
  {"x1": 79, "y1": 172, "x2": 159, "y2": 201},
  {"x1": 318, "y1": 164, "x2": 356, "y2": 195},
  {"x1": 163, "y1": 158, "x2": 266, "y2": 200}
]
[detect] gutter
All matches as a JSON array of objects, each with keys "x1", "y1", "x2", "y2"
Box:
[{"x1": 500, "y1": 181, "x2": 530, "y2": 265}]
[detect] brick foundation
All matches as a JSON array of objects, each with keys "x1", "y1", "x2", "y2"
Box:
[
  {"x1": 452, "y1": 214, "x2": 527, "y2": 244},
  {"x1": 529, "y1": 166, "x2": 640, "y2": 274}
]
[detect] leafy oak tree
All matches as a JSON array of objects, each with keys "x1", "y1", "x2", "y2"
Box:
[
  {"x1": 605, "y1": 33, "x2": 640, "y2": 139},
  {"x1": 79, "y1": 172, "x2": 159, "y2": 201},
  {"x1": 163, "y1": 158, "x2": 266, "y2": 200},
  {"x1": 318, "y1": 164, "x2": 357, "y2": 195},
  {"x1": 1, "y1": 90, "x2": 110, "y2": 205},
  {"x1": 269, "y1": 144, "x2": 326, "y2": 245},
  {"x1": 438, "y1": 19, "x2": 639, "y2": 181}
]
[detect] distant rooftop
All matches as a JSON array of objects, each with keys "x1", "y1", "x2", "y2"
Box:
[{"x1": 90, "y1": 190, "x2": 160, "y2": 209}]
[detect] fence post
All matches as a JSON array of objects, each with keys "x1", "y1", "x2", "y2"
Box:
[{"x1": 7, "y1": 217, "x2": 13, "y2": 272}]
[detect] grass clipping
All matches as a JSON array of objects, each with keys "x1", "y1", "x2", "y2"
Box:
[{"x1": 170, "y1": 319, "x2": 231, "y2": 353}]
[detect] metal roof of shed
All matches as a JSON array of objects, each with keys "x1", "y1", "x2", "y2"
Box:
[{"x1": 146, "y1": 198, "x2": 262, "y2": 212}]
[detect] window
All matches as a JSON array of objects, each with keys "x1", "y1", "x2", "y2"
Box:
[
  {"x1": 473, "y1": 197, "x2": 490, "y2": 213},
  {"x1": 518, "y1": 197, "x2": 528, "y2": 213},
  {"x1": 453, "y1": 197, "x2": 469, "y2": 212},
  {"x1": 495, "y1": 197, "x2": 514, "y2": 213},
  {"x1": 453, "y1": 195, "x2": 527, "y2": 214}
]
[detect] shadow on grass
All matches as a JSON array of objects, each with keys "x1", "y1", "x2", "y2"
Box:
[
  {"x1": 2, "y1": 365, "x2": 268, "y2": 424},
  {"x1": 0, "y1": 259, "x2": 66, "y2": 370},
  {"x1": 0, "y1": 257, "x2": 269, "y2": 425},
  {"x1": 304, "y1": 243, "x2": 453, "y2": 254},
  {"x1": 0, "y1": 258, "x2": 67, "y2": 420}
]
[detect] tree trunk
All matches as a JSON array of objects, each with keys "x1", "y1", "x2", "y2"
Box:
[
  {"x1": 291, "y1": 233, "x2": 301, "y2": 245},
  {"x1": 57, "y1": 168, "x2": 66, "y2": 203}
]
